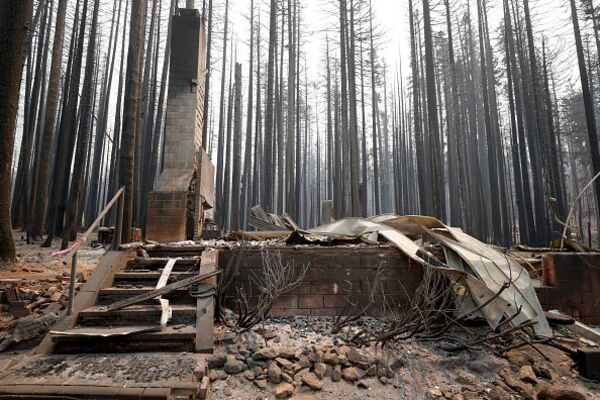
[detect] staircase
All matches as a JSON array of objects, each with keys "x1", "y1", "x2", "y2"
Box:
[{"x1": 0, "y1": 246, "x2": 218, "y2": 400}]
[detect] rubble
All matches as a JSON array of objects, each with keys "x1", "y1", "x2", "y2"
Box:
[
  {"x1": 0, "y1": 272, "x2": 91, "y2": 352},
  {"x1": 207, "y1": 316, "x2": 600, "y2": 399}
]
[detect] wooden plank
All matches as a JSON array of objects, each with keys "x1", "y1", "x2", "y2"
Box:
[
  {"x1": 195, "y1": 249, "x2": 217, "y2": 353},
  {"x1": 156, "y1": 258, "x2": 178, "y2": 289},
  {"x1": 115, "y1": 272, "x2": 196, "y2": 280}
]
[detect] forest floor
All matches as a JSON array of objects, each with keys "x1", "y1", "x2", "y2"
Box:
[{"x1": 1, "y1": 229, "x2": 104, "y2": 279}]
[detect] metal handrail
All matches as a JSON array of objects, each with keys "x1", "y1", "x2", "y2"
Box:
[{"x1": 53, "y1": 187, "x2": 125, "y2": 315}]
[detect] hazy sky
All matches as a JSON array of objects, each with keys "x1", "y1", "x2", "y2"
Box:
[{"x1": 216, "y1": 0, "x2": 580, "y2": 94}]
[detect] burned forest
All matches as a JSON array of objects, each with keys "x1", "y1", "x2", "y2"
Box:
[{"x1": 1, "y1": 0, "x2": 600, "y2": 399}]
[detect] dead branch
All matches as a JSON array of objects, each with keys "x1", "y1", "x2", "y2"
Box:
[
  {"x1": 235, "y1": 248, "x2": 309, "y2": 330},
  {"x1": 215, "y1": 243, "x2": 246, "y2": 324},
  {"x1": 331, "y1": 262, "x2": 386, "y2": 336}
]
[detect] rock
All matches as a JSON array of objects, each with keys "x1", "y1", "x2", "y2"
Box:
[
  {"x1": 347, "y1": 348, "x2": 371, "y2": 370},
  {"x1": 314, "y1": 363, "x2": 327, "y2": 379},
  {"x1": 534, "y1": 365, "x2": 556, "y2": 382},
  {"x1": 324, "y1": 351, "x2": 339, "y2": 366},
  {"x1": 208, "y1": 369, "x2": 228, "y2": 382},
  {"x1": 488, "y1": 386, "x2": 510, "y2": 400},
  {"x1": 281, "y1": 372, "x2": 293, "y2": 383},
  {"x1": 379, "y1": 375, "x2": 388, "y2": 385},
  {"x1": 207, "y1": 354, "x2": 227, "y2": 369},
  {"x1": 276, "y1": 357, "x2": 293, "y2": 369},
  {"x1": 357, "y1": 380, "x2": 369, "y2": 389},
  {"x1": 227, "y1": 377, "x2": 240, "y2": 387},
  {"x1": 308, "y1": 349, "x2": 324, "y2": 364},
  {"x1": 390, "y1": 356, "x2": 406, "y2": 370},
  {"x1": 301, "y1": 372, "x2": 323, "y2": 391},
  {"x1": 247, "y1": 358, "x2": 268, "y2": 370},
  {"x1": 275, "y1": 382, "x2": 295, "y2": 398},
  {"x1": 243, "y1": 369, "x2": 256, "y2": 381},
  {"x1": 377, "y1": 367, "x2": 387, "y2": 379},
  {"x1": 268, "y1": 362, "x2": 283, "y2": 384},
  {"x1": 298, "y1": 355, "x2": 310, "y2": 368},
  {"x1": 501, "y1": 372, "x2": 535, "y2": 400},
  {"x1": 518, "y1": 365, "x2": 538, "y2": 384},
  {"x1": 536, "y1": 382, "x2": 587, "y2": 400},
  {"x1": 254, "y1": 379, "x2": 268, "y2": 389},
  {"x1": 428, "y1": 387, "x2": 444, "y2": 398},
  {"x1": 294, "y1": 367, "x2": 310, "y2": 386},
  {"x1": 462, "y1": 391, "x2": 479, "y2": 400},
  {"x1": 223, "y1": 355, "x2": 246, "y2": 374},
  {"x1": 254, "y1": 347, "x2": 279, "y2": 360},
  {"x1": 223, "y1": 387, "x2": 233, "y2": 396},
  {"x1": 278, "y1": 348, "x2": 296, "y2": 359},
  {"x1": 332, "y1": 365, "x2": 342, "y2": 382},
  {"x1": 366, "y1": 364, "x2": 377, "y2": 377},
  {"x1": 342, "y1": 367, "x2": 363, "y2": 382}
]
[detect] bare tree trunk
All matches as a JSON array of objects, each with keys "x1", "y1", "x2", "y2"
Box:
[
  {"x1": 61, "y1": 0, "x2": 100, "y2": 249},
  {"x1": 29, "y1": 0, "x2": 68, "y2": 241},
  {"x1": 215, "y1": 0, "x2": 229, "y2": 226},
  {"x1": 571, "y1": 0, "x2": 600, "y2": 222},
  {"x1": 119, "y1": 0, "x2": 147, "y2": 243},
  {"x1": 423, "y1": 0, "x2": 444, "y2": 219},
  {"x1": 201, "y1": 0, "x2": 212, "y2": 147},
  {"x1": 42, "y1": 0, "x2": 83, "y2": 245},
  {"x1": 231, "y1": 63, "x2": 242, "y2": 230},
  {"x1": 0, "y1": 0, "x2": 33, "y2": 266},
  {"x1": 409, "y1": 0, "x2": 426, "y2": 215}
]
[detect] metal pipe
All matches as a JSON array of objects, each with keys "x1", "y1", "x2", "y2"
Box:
[{"x1": 67, "y1": 251, "x2": 78, "y2": 315}]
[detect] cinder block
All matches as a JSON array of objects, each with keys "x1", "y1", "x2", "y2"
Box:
[
  {"x1": 298, "y1": 295, "x2": 324, "y2": 309},
  {"x1": 271, "y1": 295, "x2": 298, "y2": 309},
  {"x1": 562, "y1": 292, "x2": 582, "y2": 305},
  {"x1": 310, "y1": 282, "x2": 337, "y2": 295},
  {"x1": 323, "y1": 295, "x2": 348, "y2": 309}
]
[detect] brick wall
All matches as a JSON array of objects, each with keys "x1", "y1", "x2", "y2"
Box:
[
  {"x1": 536, "y1": 253, "x2": 600, "y2": 325},
  {"x1": 218, "y1": 246, "x2": 423, "y2": 317}
]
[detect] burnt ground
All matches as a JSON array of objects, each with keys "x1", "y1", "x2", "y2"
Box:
[
  {"x1": 1, "y1": 237, "x2": 599, "y2": 399},
  {"x1": 208, "y1": 317, "x2": 600, "y2": 400}
]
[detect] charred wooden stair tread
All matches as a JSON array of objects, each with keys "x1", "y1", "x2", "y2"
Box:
[
  {"x1": 79, "y1": 304, "x2": 196, "y2": 318},
  {"x1": 114, "y1": 271, "x2": 197, "y2": 280},
  {"x1": 51, "y1": 325, "x2": 196, "y2": 340}
]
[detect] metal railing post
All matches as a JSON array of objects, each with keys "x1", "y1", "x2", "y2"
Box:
[{"x1": 67, "y1": 251, "x2": 78, "y2": 315}]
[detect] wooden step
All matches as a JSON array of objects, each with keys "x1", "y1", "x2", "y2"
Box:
[
  {"x1": 97, "y1": 287, "x2": 196, "y2": 306},
  {"x1": 78, "y1": 304, "x2": 196, "y2": 326},
  {"x1": 126, "y1": 257, "x2": 200, "y2": 270},
  {"x1": 51, "y1": 325, "x2": 197, "y2": 353},
  {"x1": 114, "y1": 271, "x2": 197, "y2": 280}
]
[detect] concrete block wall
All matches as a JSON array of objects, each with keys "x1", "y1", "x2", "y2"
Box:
[
  {"x1": 536, "y1": 253, "x2": 600, "y2": 325},
  {"x1": 218, "y1": 246, "x2": 423, "y2": 317},
  {"x1": 147, "y1": 9, "x2": 209, "y2": 242},
  {"x1": 163, "y1": 11, "x2": 206, "y2": 171},
  {"x1": 145, "y1": 191, "x2": 188, "y2": 243}
]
